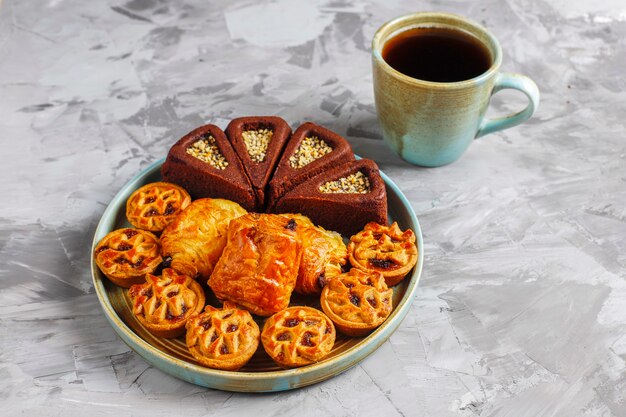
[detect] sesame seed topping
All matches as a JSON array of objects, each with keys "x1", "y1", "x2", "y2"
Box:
[
  {"x1": 241, "y1": 128, "x2": 273, "y2": 162},
  {"x1": 319, "y1": 171, "x2": 371, "y2": 194},
  {"x1": 289, "y1": 136, "x2": 333, "y2": 168},
  {"x1": 186, "y1": 136, "x2": 229, "y2": 170}
]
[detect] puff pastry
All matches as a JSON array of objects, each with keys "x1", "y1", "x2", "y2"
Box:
[
  {"x1": 128, "y1": 268, "x2": 205, "y2": 338},
  {"x1": 160, "y1": 198, "x2": 247, "y2": 280},
  {"x1": 348, "y1": 222, "x2": 418, "y2": 287},
  {"x1": 294, "y1": 221, "x2": 347, "y2": 295},
  {"x1": 185, "y1": 301, "x2": 260, "y2": 371},
  {"x1": 261, "y1": 306, "x2": 336, "y2": 368},
  {"x1": 320, "y1": 268, "x2": 393, "y2": 337},
  {"x1": 126, "y1": 182, "x2": 191, "y2": 232},
  {"x1": 208, "y1": 213, "x2": 302, "y2": 316},
  {"x1": 94, "y1": 228, "x2": 162, "y2": 288}
]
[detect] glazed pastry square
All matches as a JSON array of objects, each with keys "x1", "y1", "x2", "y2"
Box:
[
  {"x1": 128, "y1": 268, "x2": 205, "y2": 338},
  {"x1": 208, "y1": 213, "x2": 302, "y2": 317},
  {"x1": 126, "y1": 182, "x2": 191, "y2": 232},
  {"x1": 186, "y1": 302, "x2": 260, "y2": 371},
  {"x1": 321, "y1": 268, "x2": 393, "y2": 337},
  {"x1": 94, "y1": 228, "x2": 162, "y2": 288},
  {"x1": 348, "y1": 221, "x2": 418, "y2": 286},
  {"x1": 261, "y1": 306, "x2": 336, "y2": 368},
  {"x1": 160, "y1": 198, "x2": 247, "y2": 280}
]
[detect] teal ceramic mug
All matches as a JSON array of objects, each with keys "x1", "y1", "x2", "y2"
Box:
[{"x1": 372, "y1": 12, "x2": 540, "y2": 167}]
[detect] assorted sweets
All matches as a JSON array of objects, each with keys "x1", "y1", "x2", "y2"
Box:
[
  {"x1": 161, "y1": 117, "x2": 384, "y2": 234},
  {"x1": 128, "y1": 268, "x2": 205, "y2": 338},
  {"x1": 93, "y1": 117, "x2": 419, "y2": 372}
]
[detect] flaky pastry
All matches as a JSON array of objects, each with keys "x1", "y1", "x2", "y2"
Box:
[
  {"x1": 94, "y1": 228, "x2": 162, "y2": 288},
  {"x1": 348, "y1": 222, "x2": 417, "y2": 287},
  {"x1": 128, "y1": 268, "x2": 205, "y2": 338},
  {"x1": 208, "y1": 213, "x2": 302, "y2": 316},
  {"x1": 261, "y1": 306, "x2": 336, "y2": 368},
  {"x1": 186, "y1": 301, "x2": 260, "y2": 371},
  {"x1": 320, "y1": 268, "x2": 393, "y2": 337},
  {"x1": 126, "y1": 182, "x2": 191, "y2": 232},
  {"x1": 160, "y1": 198, "x2": 247, "y2": 280},
  {"x1": 295, "y1": 222, "x2": 347, "y2": 295}
]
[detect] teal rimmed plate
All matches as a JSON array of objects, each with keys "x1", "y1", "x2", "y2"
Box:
[{"x1": 91, "y1": 157, "x2": 423, "y2": 392}]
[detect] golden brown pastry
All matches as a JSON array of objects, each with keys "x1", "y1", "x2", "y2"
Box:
[
  {"x1": 261, "y1": 306, "x2": 335, "y2": 368},
  {"x1": 320, "y1": 268, "x2": 393, "y2": 337},
  {"x1": 128, "y1": 268, "x2": 205, "y2": 338},
  {"x1": 94, "y1": 228, "x2": 162, "y2": 288},
  {"x1": 348, "y1": 222, "x2": 418, "y2": 287},
  {"x1": 185, "y1": 302, "x2": 260, "y2": 371},
  {"x1": 126, "y1": 182, "x2": 191, "y2": 232},
  {"x1": 160, "y1": 198, "x2": 247, "y2": 280},
  {"x1": 295, "y1": 222, "x2": 347, "y2": 295},
  {"x1": 208, "y1": 213, "x2": 302, "y2": 317}
]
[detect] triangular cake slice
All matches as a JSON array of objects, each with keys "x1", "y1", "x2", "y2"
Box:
[
  {"x1": 225, "y1": 116, "x2": 292, "y2": 211},
  {"x1": 266, "y1": 122, "x2": 354, "y2": 211},
  {"x1": 273, "y1": 158, "x2": 388, "y2": 236},
  {"x1": 161, "y1": 124, "x2": 256, "y2": 211}
]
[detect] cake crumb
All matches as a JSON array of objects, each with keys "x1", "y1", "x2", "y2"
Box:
[
  {"x1": 319, "y1": 171, "x2": 370, "y2": 194},
  {"x1": 186, "y1": 135, "x2": 229, "y2": 170}
]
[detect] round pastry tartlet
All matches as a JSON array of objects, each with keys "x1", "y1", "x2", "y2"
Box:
[
  {"x1": 126, "y1": 182, "x2": 191, "y2": 232},
  {"x1": 320, "y1": 268, "x2": 393, "y2": 337},
  {"x1": 347, "y1": 221, "x2": 418, "y2": 287},
  {"x1": 94, "y1": 228, "x2": 162, "y2": 288},
  {"x1": 185, "y1": 302, "x2": 260, "y2": 371},
  {"x1": 261, "y1": 306, "x2": 336, "y2": 368},
  {"x1": 128, "y1": 268, "x2": 205, "y2": 338}
]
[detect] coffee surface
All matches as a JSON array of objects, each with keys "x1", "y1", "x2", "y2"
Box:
[{"x1": 382, "y1": 27, "x2": 491, "y2": 82}]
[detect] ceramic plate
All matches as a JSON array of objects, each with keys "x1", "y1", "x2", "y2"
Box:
[{"x1": 91, "y1": 157, "x2": 423, "y2": 392}]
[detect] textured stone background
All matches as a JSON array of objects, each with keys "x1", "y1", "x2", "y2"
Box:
[{"x1": 1, "y1": 0, "x2": 625, "y2": 416}]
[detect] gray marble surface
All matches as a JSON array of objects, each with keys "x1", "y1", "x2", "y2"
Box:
[{"x1": 2, "y1": 0, "x2": 625, "y2": 416}]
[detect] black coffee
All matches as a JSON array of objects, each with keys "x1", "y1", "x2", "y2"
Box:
[{"x1": 382, "y1": 27, "x2": 492, "y2": 82}]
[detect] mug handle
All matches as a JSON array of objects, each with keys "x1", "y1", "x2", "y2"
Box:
[{"x1": 475, "y1": 72, "x2": 540, "y2": 138}]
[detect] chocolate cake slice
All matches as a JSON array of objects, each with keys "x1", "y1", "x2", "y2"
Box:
[
  {"x1": 161, "y1": 124, "x2": 256, "y2": 211},
  {"x1": 225, "y1": 116, "x2": 292, "y2": 211},
  {"x1": 273, "y1": 158, "x2": 388, "y2": 236},
  {"x1": 266, "y1": 122, "x2": 354, "y2": 211}
]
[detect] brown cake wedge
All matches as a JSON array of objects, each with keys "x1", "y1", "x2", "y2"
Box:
[
  {"x1": 273, "y1": 158, "x2": 388, "y2": 236},
  {"x1": 161, "y1": 124, "x2": 256, "y2": 211},
  {"x1": 266, "y1": 122, "x2": 355, "y2": 211},
  {"x1": 225, "y1": 116, "x2": 292, "y2": 211}
]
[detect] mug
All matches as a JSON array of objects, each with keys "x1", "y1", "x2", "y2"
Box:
[{"x1": 372, "y1": 12, "x2": 540, "y2": 167}]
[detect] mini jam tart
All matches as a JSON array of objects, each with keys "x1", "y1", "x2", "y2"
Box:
[
  {"x1": 348, "y1": 222, "x2": 418, "y2": 287},
  {"x1": 128, "y1": 268, "x2": 205, "y2": 338},
  {"x1": 320, "y1": 268, "x2": 393, "y2": 337},
  {"x1": 185, "y1": 301, "x2": 260, "y2": 371},
  {"x1": 261, "y1": 306, "x2": 336, "y2": 368},
  {"x1": 125, "y1": 182, "x2": 191, "y2": 232},
  {"x1": 94, "y1": 228, "x2": 162, "y2": 288}
]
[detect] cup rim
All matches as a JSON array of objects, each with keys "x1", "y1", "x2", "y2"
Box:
[{"x1": 372, "y1": 12, "x2": 503, "y2": 88}]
